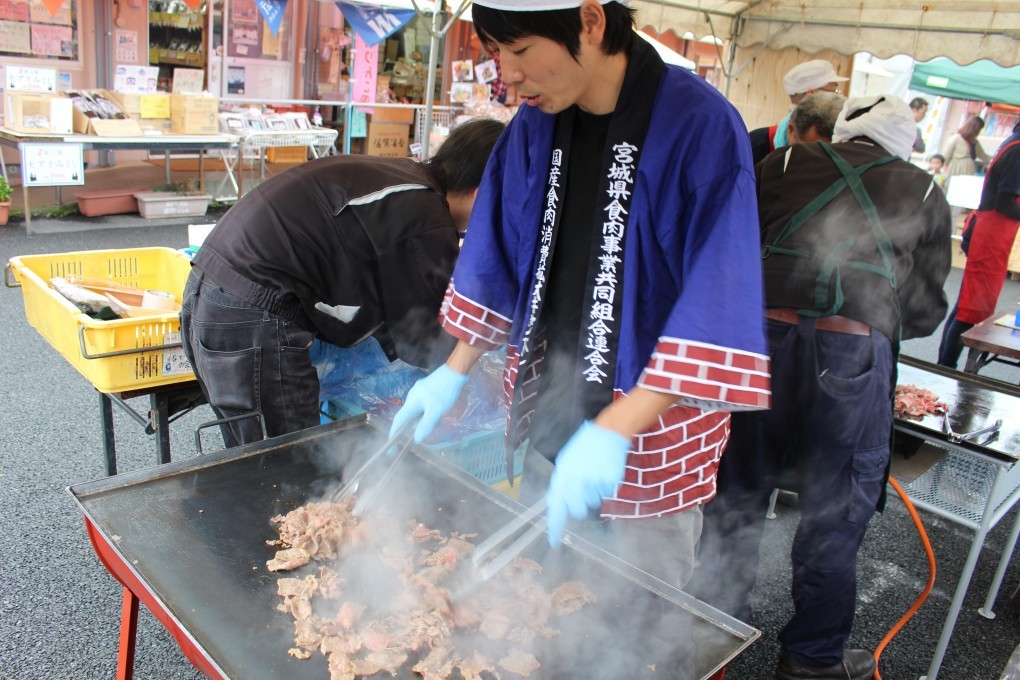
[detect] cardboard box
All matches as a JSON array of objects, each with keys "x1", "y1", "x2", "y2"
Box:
[
  {"x1": 69, "y1": 90, "x2": 142, "y2": 136},
  {"x1": 108, "y1": 92, "x2": 172, "y2": 134},
  {"x1": 370, "y1": 107, "x2": 414, "y2": 125},
  {"x1": 170, "y1": 94, "x2": 219, "y2": 135},
  {"x1": 365, "y1": 122, "x2": 410, "y2": 158},
  {"x1": 5, "y1": 93, "x2": 73, "y2": 134}
]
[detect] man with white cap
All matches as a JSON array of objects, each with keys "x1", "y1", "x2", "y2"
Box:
[
  {"x1": 749, "y1": 59, "x2": 849, "y2": 164},
  {"x1": 389, "y1": 0, "x2": 770, "y2": 590},
  {"x1": 691, "y1": 95, "x2": 951, "y2": 679}
]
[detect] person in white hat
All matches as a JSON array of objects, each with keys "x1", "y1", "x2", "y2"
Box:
[
  {"x1": 749, "y1": 59, "x2": 849, "y2": 164},
  {"x1": 389, "y1": 0, "x2": 770, "y2": 595},
  {"x1": 692, "y1": 95, "x2": 951, "y2": 680}
]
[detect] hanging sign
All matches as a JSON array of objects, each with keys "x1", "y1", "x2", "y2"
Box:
[
  {"x1": 336, "y1": 1, "x2": 414, "y2": 47},
  {"x1": 22, "y1": 143, "x2": 84, "y2": 187},
  {"x1": 255, "y1": 0, "x2": 287, "y2": 36},
  {"x1": 351, "y1": 33, "x2": 378, "y2": 114}
]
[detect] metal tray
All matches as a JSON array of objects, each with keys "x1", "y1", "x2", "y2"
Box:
[
  {"x1": 69, "y1": 415, "x2": 758, "y2": 679},
  {"x1": 897, "y1": 356, "x2": 1020, "y2": 462}
]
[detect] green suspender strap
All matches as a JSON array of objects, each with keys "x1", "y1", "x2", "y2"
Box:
[{"x1": 761, "y1": 142, "x2": 903, "y2": 340}]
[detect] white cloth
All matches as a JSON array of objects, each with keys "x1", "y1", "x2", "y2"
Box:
[
  {"x1": 473, "y1": 0, "x2": 629, "y2": 9},
  {"x1": 832, "y1": 95, "x2": 917, "y2": 161},
  {"x1": 783, "y1": 59, "x2": 848, "y2": 96}
]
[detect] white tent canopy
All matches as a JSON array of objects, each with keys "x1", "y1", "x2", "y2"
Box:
[{"x1": 632, "y1": 0, "x2": 1020, "y2": 66}]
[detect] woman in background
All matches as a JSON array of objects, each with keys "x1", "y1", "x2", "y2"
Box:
[{"x1": 942, "y1": 115, "x2": 990, "y2": 187}]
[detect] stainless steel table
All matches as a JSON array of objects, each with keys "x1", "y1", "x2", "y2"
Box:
[{"x1": 895, "y1": 356, "x2": 1020, "y2": 679}]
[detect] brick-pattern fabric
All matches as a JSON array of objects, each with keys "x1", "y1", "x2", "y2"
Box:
[
  {"x1": 440, "y1": 284, "x2": 512, "y2": 349},
  {"x1": 639, "y1": 337, "x2": 771, "y2": 410}
]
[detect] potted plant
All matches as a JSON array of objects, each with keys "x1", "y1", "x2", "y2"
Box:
[
  {"x1": 133, "y1": 178, "x2": 212, "y2": 219},
  {"x1": 0, "y1": 174, "x2": 11, "y2": 226}
]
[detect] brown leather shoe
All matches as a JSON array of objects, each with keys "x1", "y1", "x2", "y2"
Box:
[{"x1": 775, "y1": 649, "x2": 876, "y2": 680}]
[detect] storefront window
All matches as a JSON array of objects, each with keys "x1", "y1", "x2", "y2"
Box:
[{"x1": 0, "y1": 0, "x2": 80, "y2": 63}]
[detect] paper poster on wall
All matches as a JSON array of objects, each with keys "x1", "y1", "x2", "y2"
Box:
[
  {"x1": 172, "y1": 67, "x2": 204, "y2": 93},
  {"x1": 452, "y1": 59, "x2": 473, "y2": 82},
  {"x1": 0, "y1": 0, "x2": 31, "y2": 21},
  {"x1": 22, "y1": 142, "x2": 83, "y2": 186},
  {"x1": 352, "y1": 33, "x2": 378, "y2": 114},
  {"x1": 350, "y1": 107, "x2": 366, "y2": 138},
  {"x1": 114, "y1": 29, "x2": 137, "y2": 63},
  {"x1": 31, "y1": 23, "x2": 71, "y2": 56},
  {"x1": 0, "y1": 20, "x2": 31, "y2": 53},
  {"x1": 262, "y1": 20, "x2": 280, "y2": 55},
  {"x1": 30, "y1": 0, "x2": 69, "y2": 24},
  {"x1": 57, "y1": 70, "x2": 70, "y2": 91},
  {"x1": 5, "y1": 64, "x2": 56, "y2": 92},
  {"x1": 232, "y1": 0, "x2": 258, "y2": 23},
  {"x1": 227, "y1": 66, "x2": 246, "y2": 94},
  {"x1": 475, "y1": 59, "x2": 497, "y2": 84}
]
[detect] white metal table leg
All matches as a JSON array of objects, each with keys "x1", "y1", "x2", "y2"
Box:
[{"x1": 979, "y1": 501, "x2": 1020, "y2": 619}]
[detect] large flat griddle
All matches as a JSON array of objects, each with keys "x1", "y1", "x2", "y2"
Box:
[
  {"x1": 896, "y1": 355, "x2": 1020, "y2": 462},
  {"x1": 69, "y1": 415, "x2": 757, "y2": 680}
]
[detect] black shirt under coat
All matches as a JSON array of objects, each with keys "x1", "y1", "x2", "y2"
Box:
[{"x1": 192, "y1": 154, "x2": 458, "y2": 368}]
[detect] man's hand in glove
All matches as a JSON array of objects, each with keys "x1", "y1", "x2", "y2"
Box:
[
  {"x1": 388, "y1": 364, "x2": 468, "y2": 444},
  {"x1": 545, "y1": 420, "x2": 631, "y2": 546}
]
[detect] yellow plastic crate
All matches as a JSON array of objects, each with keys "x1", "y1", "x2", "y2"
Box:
[{"x1": 7, "y1": 247, "x2": 195, "y2": 393}]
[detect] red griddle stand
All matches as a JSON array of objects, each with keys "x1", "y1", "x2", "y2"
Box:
[{"x1": 85, "y1": 519, "x2": 224, "y2": 680}]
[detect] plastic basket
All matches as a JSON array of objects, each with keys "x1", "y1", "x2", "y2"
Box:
[
  {"x1": 7, "y1": 247, "x2": 195, "y2": 393},
  {"x1": 422, "y1": 429, "x2": 523, "y2": 486}
]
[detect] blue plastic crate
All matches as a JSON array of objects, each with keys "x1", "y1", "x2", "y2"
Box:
[{"x1": 421, "y1": 428, "x2": 523, "y2": 485}]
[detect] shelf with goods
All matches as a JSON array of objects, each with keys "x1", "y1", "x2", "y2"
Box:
[{"x1": 148, "y1": 0, "x2": 208, "y2": 91}]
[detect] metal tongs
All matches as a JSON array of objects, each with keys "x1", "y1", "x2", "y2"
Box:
[
  {"x1": 327, "y1": 419, "x2": 415, "y2": 515},
  {"x1": 942, "y1": 412, "x2": 1003, "y2": 445},
  {"x1": 452, "y1": 498, "x2": 548, "y2": 600}
]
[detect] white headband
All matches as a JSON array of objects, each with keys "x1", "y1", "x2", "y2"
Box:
[
  {"x1": 473, "y1": 0, "x2": 629, "y2": 9},
  {"x1": 832, "y1": 95, "x2": 917, "y2": 162}
]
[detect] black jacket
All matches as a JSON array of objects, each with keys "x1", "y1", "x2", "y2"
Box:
[
  {"x1": 193, "y1": 154, "x2": 458, "y2": 368},
  {"x1": 757, "y1": 139, "x2": 952, "y2": 341}
]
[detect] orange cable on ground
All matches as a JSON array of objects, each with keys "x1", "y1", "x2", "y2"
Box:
[{"x1": 872, "y1": 476, "x2": 938, "y2": 680}]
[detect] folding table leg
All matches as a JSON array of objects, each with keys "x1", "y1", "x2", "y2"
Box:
[
  {"x1": 117, "y1": 588, "x2": 139, "y2": 680},
  {"x1": 979, "y1": 503, "x2": 1020, "y2": 619},
  {"x1": 99, "y1": 393, "x2": 117, "y2": 476},
  {"x1": 150, "y1": 393, "x2": 171, "y2": 466}
]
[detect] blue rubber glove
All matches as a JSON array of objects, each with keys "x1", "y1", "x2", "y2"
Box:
[
  {"x1": 388, "y1": 364, "x2": 468, "y2": 444},
  {"x1": 545, "y1": 420, "x2": 631, "y2": 546}
]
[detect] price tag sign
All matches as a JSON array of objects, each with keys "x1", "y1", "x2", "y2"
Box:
[
  {"x1": 4, "y1": 64, "x2": 57, "y2": 93},
  {"x1": 162, "y1": 332, "x2": 193, "y2": 376},
  {"x1": 22, "y1": 143, "x2": 84, "y2": 186}
]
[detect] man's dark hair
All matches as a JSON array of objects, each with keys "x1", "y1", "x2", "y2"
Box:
[
  {"x1": 909, "y1": 97, "x2": 929, "y2": 111},
  {"x1": 472, "y1": 1, "x2": 636, "y2": 60},
  {"x1": 427, "y1": 118, "x2": 505, "y2": 195},
  {"x1": 791, "y1": 92, "x2": 845, "y2": 141}
]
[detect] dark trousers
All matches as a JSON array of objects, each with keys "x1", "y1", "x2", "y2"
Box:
[
  {"x1": 180, "y1": 268, "x2": 319, "y2": 449},
  {"x1": 690, "y1": 317, "x2": 893, "y2": 668},
  {"x1": 936, "y1": 301, "x2": 974, "y2": 368}
]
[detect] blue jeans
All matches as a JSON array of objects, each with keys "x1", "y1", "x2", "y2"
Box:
[
  {"x1": 937, "y1": 301, "x2": 973, "y2": 368},
  {"x1": 180, "y1": 268, "x2": 319, "y2": 449},
  {"x1": 691, "y1": 317, "x2": 893, "y2": 667}
]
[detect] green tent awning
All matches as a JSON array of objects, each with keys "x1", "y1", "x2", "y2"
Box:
[{"x1": 910, "y1": 58, "x2": 1020, "y2": 106}]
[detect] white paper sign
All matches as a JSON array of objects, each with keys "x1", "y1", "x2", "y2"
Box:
[
  {"x1": 22, "y1": 143, "x2": 84, "y2": 186},
  {"x1": 4, "y1": 64, "x2": 57, "y2": 93},
  {"x1": 162, "y1": 332, "x2": 193, "y2": 376}
]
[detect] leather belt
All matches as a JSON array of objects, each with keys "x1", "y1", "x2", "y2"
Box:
[{"x1": 765, "y1": 307, "x2": 871, "y2": 336}]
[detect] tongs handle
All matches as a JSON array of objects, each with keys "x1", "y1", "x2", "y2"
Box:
[
  {"x1": 468, "y1": 498, "x2": 548, "y2": 584},
  {"x1": 328, "y1": 419, "x2": 414, "y2": 502}
]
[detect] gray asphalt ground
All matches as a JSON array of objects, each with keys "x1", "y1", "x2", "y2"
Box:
[{"x1": 2, "y1": 216, "x2": 1020, "y2": 679}]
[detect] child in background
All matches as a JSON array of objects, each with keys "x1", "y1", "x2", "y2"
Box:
[{"x1": 929, "y1": 153, "x2": 947, "y2": 187}]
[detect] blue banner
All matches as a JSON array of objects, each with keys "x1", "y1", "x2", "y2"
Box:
[
  {"x1": 256, "y1": 0, "x2": 288, "y2": 36},
  {"x1": 336, "y1": 2, "x2": 416, "y2": 47}
]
